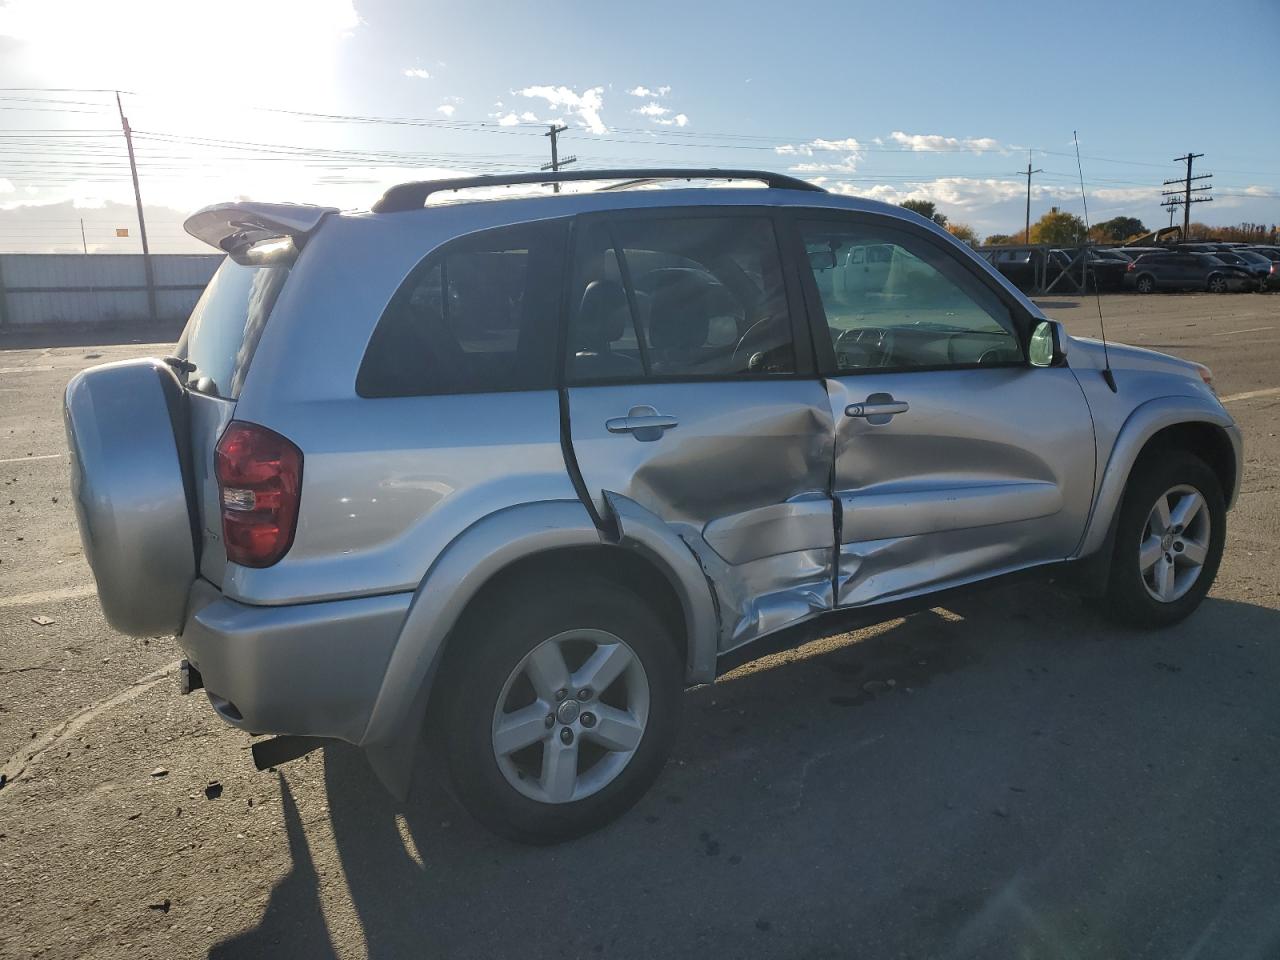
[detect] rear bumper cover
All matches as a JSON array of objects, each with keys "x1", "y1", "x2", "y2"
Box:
[{"x1": 178, "y1": 579, "x2": 411, "y2": 745}]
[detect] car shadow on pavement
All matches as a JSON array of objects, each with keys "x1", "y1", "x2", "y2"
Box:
[{"x1": 212, "y1": 585, "x2": 1280, "y2": 959}]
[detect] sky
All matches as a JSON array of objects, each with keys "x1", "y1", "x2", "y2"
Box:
[{"x1": 0, "y1": 0, "x2": 1277, "y2": 253}]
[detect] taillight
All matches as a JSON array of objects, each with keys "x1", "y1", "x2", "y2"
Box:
[
  {"x1": 214, "y1": 421, "x2": 303, "y2": 568},
  {"x1": 1126, "y1": 261, "x2": 1136, "y2": 271}
]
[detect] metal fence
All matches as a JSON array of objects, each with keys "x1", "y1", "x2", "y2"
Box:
[{"x1": 0, "y1": 254, "x2": 223, "y2": 326}]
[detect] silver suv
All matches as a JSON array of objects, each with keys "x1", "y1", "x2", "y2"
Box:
[{"x1": 64, "y1": 169, "x2": 1242, "y2": 843}]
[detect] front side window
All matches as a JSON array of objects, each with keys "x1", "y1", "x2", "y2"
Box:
[
  {"x1": 358, "y1": 220, "x2": 565, "y2": 397},
  {"x1": 565, "y1": 215, "x2": 796, "y2": 382},
  {"x1": 800, "y1": 217, "x2": 1024, "y2": 372}
]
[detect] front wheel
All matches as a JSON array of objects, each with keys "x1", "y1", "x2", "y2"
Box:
[
  {"x1": 1104, "y1": 452, "x2": 1226, "y2": 627},
  {"x1": 1207, "y1": 275, "x2": 1228, "y2": 294},
  {"x1": 1135, "y1": 274, "x2": 1155, "y2": 294},
  {"x1": 439, "y1": 578, "x2": 683, "y2": 844}
]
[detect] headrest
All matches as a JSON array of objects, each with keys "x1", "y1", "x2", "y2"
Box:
[
  {"x1": 648, "y1": 272, "x2": 718, "y2": 351},
  {"x1": 577, "y1": 280, "x2": 630, "y2": 345}
]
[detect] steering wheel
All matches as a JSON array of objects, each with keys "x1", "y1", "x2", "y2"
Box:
[{"x1": 730, "y1": 315, "x2": 779, "y2": 370}]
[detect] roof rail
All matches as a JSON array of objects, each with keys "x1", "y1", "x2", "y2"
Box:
[{"x1": 371, "y1": 168, "x2": 824, "y2": 213}]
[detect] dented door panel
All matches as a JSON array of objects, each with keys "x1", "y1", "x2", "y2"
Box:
[
  {"x1": 827, "y1": 368, "x2": 1095, "y2": 606},
  {"x1": 566, "y1": 380, "x2": 836, "y2": 649}
]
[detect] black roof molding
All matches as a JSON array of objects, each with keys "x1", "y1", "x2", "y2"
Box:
[{"x1": 372, "y1": 168, "x2": 825, "y2": 213}]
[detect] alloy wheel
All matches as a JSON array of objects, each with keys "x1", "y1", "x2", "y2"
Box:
[
  {"x1": 1140, "y1": 484, "x2": 1211, "y2": 603},
  {"x1": 491, "y1": 629, "x2": 650, "y2": 804}
]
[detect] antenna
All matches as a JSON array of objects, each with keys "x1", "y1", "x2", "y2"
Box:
[{"x1": 1073, "y1": 130, "x2": 1117, "y2": 393}]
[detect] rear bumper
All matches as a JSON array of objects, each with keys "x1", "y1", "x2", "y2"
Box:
[{"x1": 178, "y1": 579, "x2": 411, "y2": 745}]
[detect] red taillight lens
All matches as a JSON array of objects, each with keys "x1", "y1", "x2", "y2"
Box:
[
  {"x1": 1126, "y1": 261, "x2": 1136, "y2": 271},
  {"x1": 215, "y1": 421, "x2": 303, "y2": 568}
]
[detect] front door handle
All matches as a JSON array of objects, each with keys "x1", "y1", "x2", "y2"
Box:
[
  {"x1": 606, "y1": 405, "x2": 679, "y2": 441},
  {"x1": 845, "y1": 394, "x2": 908, "y2": 425}
]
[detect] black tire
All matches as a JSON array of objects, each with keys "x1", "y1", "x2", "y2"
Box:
[
  {"x1": 1104, "y1": 451, "x2": 1226, "y2": 628},
  {"x1": 1136, "y1": 274, "x2": 1155, "y2": 294},
  {"x1": 438, "y1": 578, "x2": 683, "y2": 844},
  {"x1": 1207, "y1": 274, "x2": 1228, "y2": 294}
]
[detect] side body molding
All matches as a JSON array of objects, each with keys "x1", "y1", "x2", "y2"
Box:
[
  {"x1": 602, "y1": 492, "x2": 722, "y2": 685},
  {"x1": 1077, "y1": 395, "x2": 1243, "y2": 559}
]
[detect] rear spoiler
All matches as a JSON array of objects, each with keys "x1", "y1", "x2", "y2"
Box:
[{"x1": 183, "y1": 202, "x2": 338, "y2": 259}]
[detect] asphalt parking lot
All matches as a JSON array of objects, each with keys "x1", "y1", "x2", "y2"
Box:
[{"x1": 1, "y1": 293, "x2": 1278, "y2": 960}]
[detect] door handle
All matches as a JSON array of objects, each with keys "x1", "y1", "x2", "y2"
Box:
[
  {"x1": 845, "y1": 396, "x2": 908, "y2": 424},
  {"x1": 606, "y1": 405, "x2": 679, "y2": 441}
]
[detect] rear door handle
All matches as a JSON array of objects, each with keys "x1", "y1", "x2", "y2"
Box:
[
  {"x1": 845, "y1": 396, "x2": 908, "y2": 425},
  {"x1": 606, "y1": 406, "x2": 679, "y2": 441}
]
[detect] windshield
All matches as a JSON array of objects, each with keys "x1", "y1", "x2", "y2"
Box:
[{"x1": 175, "y1": 258, "x2": 291, "y2": 399}]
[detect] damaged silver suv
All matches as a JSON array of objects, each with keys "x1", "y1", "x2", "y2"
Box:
[{"x1": 64, "y1": 169, "x2": 1242, "y2": 843}]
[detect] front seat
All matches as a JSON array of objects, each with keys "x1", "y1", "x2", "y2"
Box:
[{"x1": 570, "y1": 280, "x2": 643, "y2": 380}]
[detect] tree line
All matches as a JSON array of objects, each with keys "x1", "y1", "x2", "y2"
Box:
[{"x1": 896, "y1": 199, "x2": 1278, "y2": 247}]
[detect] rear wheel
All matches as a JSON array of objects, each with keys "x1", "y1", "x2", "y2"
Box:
[
  {"x1": 1104, "y1": 452, "x2": 1225, "y2": 627},
  {"x1": 1135, "y1": 274, "x2": 1155, "y2": 294},
  {"x1": 439, "y1": 579, "x2": 683, "y2": 844},
  {"x1": 1207, "y1": 274, "x2": 1228, "y2": 294}
]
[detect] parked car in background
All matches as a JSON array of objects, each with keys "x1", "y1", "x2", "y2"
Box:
[
  {"x1": 1124, "y1": 252, "x2": 1256, "y2": 293},
  {"x1": 1244, "y1": 246, "x2": 1280, "y2": 285},
  {"x1": 1116, "y1": 246, "x2": 1166, "y2": 263},
  {"x1": 1208, "y1": 250, "x2": 1274, "y2": 290},
  {"x1": 1064, "y1": 247, "x2": 1131, "y2": 291},
  {"x1": 64, "y1": 168, "x2": 1242, "y2": 843}
]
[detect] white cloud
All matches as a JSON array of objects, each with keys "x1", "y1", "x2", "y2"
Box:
[
  {"x1": 627, "y1": 85, "x2": 670, "y2": 97},
  {"x1": 516, "y1": 85, "x2": 607, "y2": 134},
  {"x1": 637, "y1": 102, "x2": 669, "y2": 117},
  {"x1": 776, "y1": 137, "x2": 863, "y2": 172},
  {"x1": 520, "y1": 111, "x2": 538, "y2": 122},
  {"x1": 888, "y1": 131, "x2": 1002, "y2": 154},
  {"x1": 495, "y1": 113, "x2": 521, "y2": 126},
  {"x1": 403, "y1": 68, "x2": 431, "y2": 79},
  {"x1": 436, "y1": 104, "x2": 455, "y2": 117},
  {"x1": 0, "y1": 178, "x2": 14, "y2": 195},
  {"x1": 653, "y1": 113, "x2": 689, "y2": 127}
]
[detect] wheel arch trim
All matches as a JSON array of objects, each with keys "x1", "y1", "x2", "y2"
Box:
[
  {"x1": 1077, "y1": 395, "x2": 1241, "y2": 559},
  {"x1": 358, "y1": 497, "x2": 719, "y2": 795}
]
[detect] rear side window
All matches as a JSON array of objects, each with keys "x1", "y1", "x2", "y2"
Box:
[
  {"x1": 358, "y1": 220, "x2": 566, "y2": 397},
  {"x1": 177, "y1": 259, "x2": 290, "y2": 399},
  {"x1": 565, "y1": 215, "x2": 796, "y2": 382}
]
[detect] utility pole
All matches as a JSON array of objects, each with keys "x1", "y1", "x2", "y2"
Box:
[
  {"x1": 541, "y1": 124, "x2": 576, "y2": 193},
  {"x1": 116, "y1": 91, "x2": 156, "y2": 323},
  {"x1": 80, "y1": 218, "x2": 87, "y2": 255},
  {"x1": 1162, "y1": 152, "x2": 1211, "y2": 240},
  {"x1": 1021, "y1": 150, "x2": 1042, "y2": 242}
]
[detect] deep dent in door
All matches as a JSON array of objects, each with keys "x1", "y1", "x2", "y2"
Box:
[{"x1": 566, "y1": 381, "x2": 836, "y2": 654}]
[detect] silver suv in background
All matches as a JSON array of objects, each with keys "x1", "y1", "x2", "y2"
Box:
[{"x1": 64, "y1": 169, "x2": 1242, "y2": 843}]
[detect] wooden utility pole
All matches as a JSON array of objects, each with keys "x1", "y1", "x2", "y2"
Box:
[
  {"x1": 80, "y1": 218, "x2": 87, "y2": 254},
  {"x1": 541, "y1": 124, "x2": 576, "y2": 193},
  {"x1": 1162, "y1": 152, "x2": 1211, "y2": 239},
  {"x1": 1022, "y1": 150, "x2": 1042, "y2": 242},
  {"x1": 116, "y1": 91, "x2": 156, "y2": 323}
]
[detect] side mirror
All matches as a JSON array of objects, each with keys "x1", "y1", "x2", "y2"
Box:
[
  {"x1": 808, "y1": 250, "x2": 837, "y2": 270},
  {"x1": 1028, "y1": 319, "x2": 1069, "y2": 368}
]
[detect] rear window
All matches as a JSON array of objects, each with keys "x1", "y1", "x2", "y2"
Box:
[
  {"x1": 357, "y1": 220, "x2": 566, "y2": 397},
  {"x1": 176, "y1": 259, "x2": 290, "y2": 399}
]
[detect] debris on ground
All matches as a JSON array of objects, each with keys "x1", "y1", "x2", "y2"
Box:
[
  {"x1": 29, "y1": 616, "x2": 55, "y2": 626},
  {"x1": 149, "y1": 767, "x2": 168, "y2": 778},
  {"x1": 147, "y1": 900, "x2": 171, "y2": 914},
  {"x1": 204, "y1": 781, "x2": 222, "y2": 800}
]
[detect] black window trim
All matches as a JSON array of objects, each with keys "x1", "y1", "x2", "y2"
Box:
[
  {"x1": 778, "y1": 208, "x2": 1043, "y2": 378},
  {"x1": 356, "y1": 216, "x2": 571, "y2": 399},
  {"x1": 558, "y1": 206, "x2": 818, "y2": 388}
]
